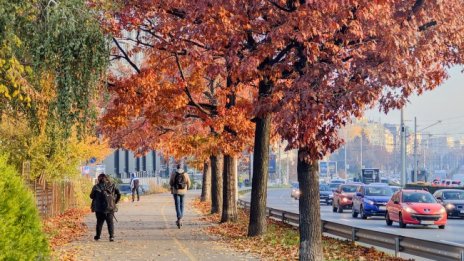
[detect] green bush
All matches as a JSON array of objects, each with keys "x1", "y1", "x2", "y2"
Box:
[{"x1": 0, "y1": 154, "x2": 49, "y2": 260}]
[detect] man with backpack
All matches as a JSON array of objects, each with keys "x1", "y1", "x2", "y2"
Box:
[
  {"x1": 90, "y1": 173, "x2": 121, "y2": 241},
  {"x1": 169, "y1": 164, "x2": 191, "y2": 228},
  {"x1": 130, "y1": 172, "x2": 140, "y2": 202}
]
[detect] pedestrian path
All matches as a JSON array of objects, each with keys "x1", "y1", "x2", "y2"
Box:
[{"x1": 66, "y1": 193, "x2": 257, "y2": 261}]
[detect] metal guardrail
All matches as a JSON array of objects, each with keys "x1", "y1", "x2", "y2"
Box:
[{"x1": 238, "y1": 199, "x2": 464, "y2": 261}]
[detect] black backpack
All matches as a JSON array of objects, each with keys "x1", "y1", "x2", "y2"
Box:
[
  {"x1": 101, "y1": 184, "x2": 117, "y2": 212},
  {"x1": 174, "y1": 172, "x2": 187, "y2": 190}
]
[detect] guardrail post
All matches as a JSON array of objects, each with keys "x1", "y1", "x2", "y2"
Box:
[
  {"x1": 282, "y1": 212, "x2": 286, "y2": 223},
  {"x1": 460, "y1": 250, "x2": 464, "y2": 261},
  {"x1": 351, "y1": 228, "x2": 357, "y2": 242},
  {"x1": 394, "y1": 237, "x2": 400, "y2": 258}
]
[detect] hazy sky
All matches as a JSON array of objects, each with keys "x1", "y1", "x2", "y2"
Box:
[{"x1": 365, "y1": 67, "x2": 464, "y2": 136}]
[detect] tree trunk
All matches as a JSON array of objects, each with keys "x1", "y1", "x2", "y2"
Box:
[
  {"x1": 211, "y1": 154, "x2": 223, "y2": 214},
  {"x1": 221, "y1": 154, "x2": 238, "y2": 222},
  {"x1": 248, "y1": 78, "x2": 272, "y2": 237},
  {"x1": 200, "y1": 159, "x2": 211, "y2": 202},
  {"x1": 298, "y1": 149, "x2": 323, "y2": 261}
]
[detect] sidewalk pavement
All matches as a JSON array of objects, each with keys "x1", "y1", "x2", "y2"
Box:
[{"x1": 66, "y1": 192, "x2": 258, "y2": 261}]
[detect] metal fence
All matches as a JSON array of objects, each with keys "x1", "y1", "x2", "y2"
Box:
[{"x1": 238, "y1": 199, "x2": 464, "y2": 261}]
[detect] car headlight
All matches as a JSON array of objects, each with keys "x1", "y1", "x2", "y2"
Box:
[
  {"x1": 329, "y1": 194, "x2": 333, "y2": 198},
  {"x1": 440, "y1": 207, "x2": 447, "y2": 214},
  {"x1": 404, "y1": 206, "x2": 416, "y2": 213},
  {"x1": 342, "y1": 197, "x2": 348, "y2": 202},
  {"x1": 445, "y1": 203, "x2": 455, "y2": 210},
  {"x1": 295, "y1": 190, "x2": 300, "y2": 195},
  {"x1": 365, "y1": 199, "x2": 375, "y2": 205}
]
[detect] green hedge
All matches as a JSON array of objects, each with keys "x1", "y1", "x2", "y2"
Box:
[
  {"x1": 0, "y1": 155, "x2": 49, "y2": 260},
  {"x1": 405, "y1": 184, "x2": 464, "y2": 194}
]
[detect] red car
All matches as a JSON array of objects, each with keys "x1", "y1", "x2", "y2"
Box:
[
  {"x1": 332, "y1": 184, "x2": 360, "y2": 213},
  {"x1": 386, "y1": 190, "x2": 447, "y2": 229}
]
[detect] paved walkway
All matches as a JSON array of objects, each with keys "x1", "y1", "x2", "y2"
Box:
[{"x1": 66, "y1": 192, "x2": 257, "y2": 261}]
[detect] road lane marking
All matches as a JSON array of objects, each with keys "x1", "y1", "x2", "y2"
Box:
[
  {"x1": 161, "y1": 202, "x2": 198, "y2": 261},
  {"x1": 440, "y1": 240, "x2": 464, "y2": 247}
]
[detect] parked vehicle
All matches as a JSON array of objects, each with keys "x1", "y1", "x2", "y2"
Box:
[
  {"x1": 290, "y1": 182, "x2": 300, "y2": 200},
  {"x1": 433, "y1": 189, "x2": 464, "y2": 218},
  {"x1": 118, "y1": 183, "x2": 132, "y2": 196},
  {"x1": 319, "y1": 184, "x2": 333, "y2": 205},
  {"x1": 329, "y1": 182, "x2": 340, "y2": 191},
  {"x1": 330, "y1": 178, "x2": 346, "y2": 184},
  {"x1": 352, "y1": 185, "x2": 393, "y2": 219},
  {"x1": 332, "y1": 183, "x2": 361, "y2": 213},
  {"x1": 385, "y1": 190, "x2": 447, "y2": 229}
]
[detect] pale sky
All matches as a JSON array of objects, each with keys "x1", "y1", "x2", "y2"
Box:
[{"x1": 365, "y1": 67, "x2": 464, "y2": 136}]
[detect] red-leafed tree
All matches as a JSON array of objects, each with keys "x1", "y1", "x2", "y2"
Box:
[{"x1": 96, "y1": 1, "x2": 464, "y2": 259}]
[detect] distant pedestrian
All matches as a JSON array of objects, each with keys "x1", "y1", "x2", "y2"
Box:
[
  {"x1": 90, "y1": 173, "x2": 121, "y2": 241},
  {"x1": 130, "y1": 172, "x2": 140, "y2": 202},
  {"x1": 169, "y1": 164, "x2": 191, "y2": 228}
]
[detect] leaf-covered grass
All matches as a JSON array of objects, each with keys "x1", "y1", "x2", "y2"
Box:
[
  {"x1": 43, "y1": 208, "x2": 89, "y2": 260},
  {"x1": 193, "y1": 199, "x2": 410, "y2": 261}
]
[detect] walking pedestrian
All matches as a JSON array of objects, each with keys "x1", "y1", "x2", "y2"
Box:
[
  {"x1": 169, "y1": 164, "x2": 191, "y2": 228},
  {"x1": 130, "y1": 172, "x2": 140, "y2": 202},
  {"x1": 90, "y1": 173, "x2": 121, "y2": 241}
]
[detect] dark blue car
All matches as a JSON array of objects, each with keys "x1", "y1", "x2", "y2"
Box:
[{"x1": 352, "y1": 185, "x2": 393, "y2": 219}]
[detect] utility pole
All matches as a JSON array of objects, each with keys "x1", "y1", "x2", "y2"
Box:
[
  {"x1": 400, "y1": 109, "x2": 406, "y2": 187},
  {"x1": 413, "y1": 117, "x2": 418, "y2": 182},
  {"x1": 344, "y1": 128, "x2": 348, "y2": 177},
  {"x1": 360, "y1": 129, "x2": 363, "y2": 169}
]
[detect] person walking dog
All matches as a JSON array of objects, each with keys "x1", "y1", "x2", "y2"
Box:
[
  {"x1": 169, "y1": 164, "x2": 191, "y2": 228},
  {"x1": 90, "y1": 173, "x2": 121, "y2": 241}
]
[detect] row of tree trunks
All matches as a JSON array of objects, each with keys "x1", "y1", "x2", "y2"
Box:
[
  {"x1": 210, "y1": 154, "x2": 223, "y2": 214},
  {"x1": 200, "y1": 160, "x2": 211, "y2": 202},
  {"x1": 297, "y1": 149, "x2": 323, "y2": 261},
  {"x1": 221, "y1": 154, "x2": 238, "y2": 222}
]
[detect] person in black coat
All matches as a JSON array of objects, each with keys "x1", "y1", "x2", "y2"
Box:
[{"x1": 90, "y1": 173, "x2": 121, "y2": 241}]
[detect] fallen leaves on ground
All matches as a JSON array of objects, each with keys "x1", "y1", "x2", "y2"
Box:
[
  {"x1": 192, "y1": 199, "x2": 411, "y2": 261},
  {"x1": 42, "y1": 208, "x2": 89, "y2": 260}
]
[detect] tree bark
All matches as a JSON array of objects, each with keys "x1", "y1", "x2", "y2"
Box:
[
  {"x1": 298, "y1": 149, "x2": 323, "y2": 261},
  {"x1": 248, "y1": 78, "x2": 272, "y2": 237},
  {"x1": 221, "y1": 154, "x2": 238, "y2": 222},
  {"x1": 211, "y1": 154, "x2": 223, "y2": 214},
  {"x1": 200, "y1": 159, "x2": 211, "y2": 202}
]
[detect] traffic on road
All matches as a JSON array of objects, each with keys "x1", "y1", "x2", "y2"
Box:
[{"x1": 241, "y1": 186, "x2": 464, "y2": 248}]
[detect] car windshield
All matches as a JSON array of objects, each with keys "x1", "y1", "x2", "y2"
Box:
[
  {"x1": 341, "y1": 185, "x2": 358, "y2": 193},
  {"x1": 329, "y1": 183, "x2": 339, "y2": 190},
  {"x1": 390, "y1": 187, "x2": 400, "y2": 193},
  {"x1": 365, "y1": 186, "x2": 393, "y2": 196},
  {"x1": 402, "y1": 192, "x2": 436, "y2": 203},
  {"x1": 443, "y1": 191, "x2": 464, "y2": 200},
  {"x1": 320, "y1": 185, "x2": 330, "y2": 191}
]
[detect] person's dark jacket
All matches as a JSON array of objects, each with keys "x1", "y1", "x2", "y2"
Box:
[{"x1": 90, "y1": 182, "x2": 121, "y2": 213}]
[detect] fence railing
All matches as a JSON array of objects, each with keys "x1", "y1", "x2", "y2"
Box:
[
  {"x1": 238, "y1": 199, "x2": 464, "y2": 261},
  {"x1": 27, "y1": 178, "x2": 88, "y2": 218}
]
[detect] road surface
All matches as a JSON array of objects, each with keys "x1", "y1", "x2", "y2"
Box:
[{"x1": 242, "y1": 188, "x2": 464, "y2": 248}]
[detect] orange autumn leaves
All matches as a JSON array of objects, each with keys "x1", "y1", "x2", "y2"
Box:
[{"x1": 98, "y1": 0, "x2": 464, "y2": 161}]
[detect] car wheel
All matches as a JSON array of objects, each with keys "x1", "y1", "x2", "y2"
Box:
[
  {"x1": 385, "y1": 212, "x2": 393, "y2": 226},
  {"x1": 360, "y1": 206, "x2": 368, "y2": 219},
  {"x1": 337, "y1": 202, "x2": 343, "y2": 213},
  {"x1": 352, "y1": 208, "x2": 358, "y2": 218},
  {"x1": 439, "y1": 225, "x2": 445, "y2": 229},
  {"x1": 399, "y1": 213, "x2": 407, "y2": 228}
]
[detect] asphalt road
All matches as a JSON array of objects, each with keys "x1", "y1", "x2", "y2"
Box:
[{"x1": 241, "y1": 188, "x2": 464, "y2": 248}]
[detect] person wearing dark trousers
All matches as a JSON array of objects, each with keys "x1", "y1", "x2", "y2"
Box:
[
  {"x1": 90, "y1": 173, "x2": 121, "y2": 241},
  {"x1": 130, "y1": 172, "x2": 140, "y2": 202},
  {"x1": 169, "y1": 164, "x2": 191, "y2": 228}
]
